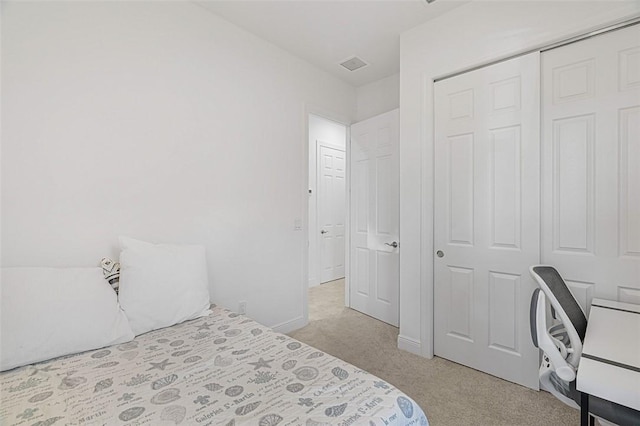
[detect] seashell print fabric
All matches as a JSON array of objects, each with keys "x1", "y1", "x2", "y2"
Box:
[{"x1": 0, "y1": 305, "x2": 428, "y2": 425}]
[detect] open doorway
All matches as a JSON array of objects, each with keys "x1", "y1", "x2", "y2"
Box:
[
  {"x1": 305, "y1": 109, "x2": 400, "y2": 328},
  {"x1": 308, "y1": 114, "x2": 348, "y2": 293}
]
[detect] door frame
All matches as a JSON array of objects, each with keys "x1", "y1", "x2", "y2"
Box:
[
  {"x1": 418, "y1": 16, "x2": 640, "y2": 358},
  {"x1": 315, "y1": 141, "x2": 346, "y2": 286},
  {"x1": 302, "y1": 106, "x2": 351, "y2": 327}
]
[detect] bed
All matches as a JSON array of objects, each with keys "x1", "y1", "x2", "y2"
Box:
[{"x1": 0, "y1": 305, "x2": 428, "y2": 425}]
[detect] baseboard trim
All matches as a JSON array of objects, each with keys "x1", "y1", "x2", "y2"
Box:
[
  {"x1": 397, "y1": 334, "x2": 422, "y2": 356},
  {"x1": 272, "y1": 315, "x2": 307, "y2": 334}
]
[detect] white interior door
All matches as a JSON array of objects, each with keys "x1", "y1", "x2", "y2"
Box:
[
  {"x1": 434, "y1": 53, "x2": 540, "y2": 389},
  {"x1": 318, "y1": 144, "x2": 346, "y2": 283},
  {"x1": 349, "y1": 109, "x2": 399, "y2": 326},
  {"x1": 541, "y1": 24, "x2": 640, "y2": 310}
]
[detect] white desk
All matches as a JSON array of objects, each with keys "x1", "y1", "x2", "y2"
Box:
[{"x1": 577, "y1": 298, "x2": 640, "y2": 425}]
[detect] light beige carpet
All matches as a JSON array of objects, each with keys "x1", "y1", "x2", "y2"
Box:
[{"x1": 288, "y1": 279, "x2": 578, "y2": 426}]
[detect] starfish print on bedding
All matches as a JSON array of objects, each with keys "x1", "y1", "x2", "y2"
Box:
[
  {"x1": 248, "y1": 357, "x2": 274, "y2": 370},
  {"x1": 147, "y1": 359, "x2": 174, "y2": 371},
  {"x1": 197, "y1": 322, "x2": 213, "y2": 331},
  {"x1": 28, "y1": 364, "x2": 59, "y2": 376}
]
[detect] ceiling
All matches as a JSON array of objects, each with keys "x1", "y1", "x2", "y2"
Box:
[{"x1": 196, "y1": 0, "x2": 467, "y2": 87}]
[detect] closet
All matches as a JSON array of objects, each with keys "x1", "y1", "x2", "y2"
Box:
[{"x1": 433, "y1": 23, "x2": 640, "y2": 389}]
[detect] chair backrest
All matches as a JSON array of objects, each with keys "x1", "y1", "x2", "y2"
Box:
[
  {"x1": 530, "y1": 266, "x2": 587, "y2": 339},
  {"x1": 529, "y1": 265, "x2": 586, "y2": 368}
]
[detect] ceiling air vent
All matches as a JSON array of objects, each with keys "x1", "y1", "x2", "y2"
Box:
[{"x1": 339, "y1": 56, "x2": 368, "y2": 72}]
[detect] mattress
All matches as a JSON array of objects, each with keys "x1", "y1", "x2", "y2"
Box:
[{"x1": 0, "y1": 305, "x2": 428, "y2": 425}]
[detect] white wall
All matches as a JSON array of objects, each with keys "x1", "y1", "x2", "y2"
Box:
[
  {"x1": 355, "y1": 73, "x2": 399, "y2": 122},
  {"x1": 307, "y1": 115, "x2": 346, "y2": 288},
  {"x1": 399, "y1": 1, "x2": 640, "y2": 357},
  {"x1": 0, "y1": 1, "x2": 356, "y2": 332}
]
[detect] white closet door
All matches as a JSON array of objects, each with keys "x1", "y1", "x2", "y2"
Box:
[
  {"x1": 434, "y1": 53, "x2": 540, "y2": 389},
  {"x1": 350, "y1": 109, "x2": 400, "y2": 326},
  {"x1": 542, "y1": 24, "x2": 640, "y2": 310}
]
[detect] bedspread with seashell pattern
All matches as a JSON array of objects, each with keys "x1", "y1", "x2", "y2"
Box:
[{"x1": 0, "y1": 305, "x2": 428, "y2": 426}]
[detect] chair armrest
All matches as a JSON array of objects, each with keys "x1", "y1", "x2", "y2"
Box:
[{"x1": 533, "y1": 290, "x2": 576, "y2": 382}]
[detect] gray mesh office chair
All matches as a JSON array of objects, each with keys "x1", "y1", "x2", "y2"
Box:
[{"x1": 529, "y1": 265, "x2": 640, "y2": 426}]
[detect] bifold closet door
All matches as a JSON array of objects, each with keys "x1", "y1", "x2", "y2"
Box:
[
  {"x1": 541, "y1": 24, "x2": 640, "y2": 310},
  {"x1": 434, "y1": 52, "x2": 540, "y2": 389}
]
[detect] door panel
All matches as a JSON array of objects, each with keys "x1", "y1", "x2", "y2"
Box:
[
  {"x1": 350, "y1": 109, "x2": 399, "y2": 326},
  {"x1": 491, "y1": 126, "x2": 521, "y2": 249},
  {"x1": 448, "y1": 133, "x2": 474, "y2": 245},
  {"x1": 553, "y1": 115, "x2": 594, "y2": 252},
  {"x1": 447, "y1": 266, "x2": 474, "y2": 341},
  {"x1": 318, "y1": 144, "x2": 346, "y2": 283},
  {"x1": 620, "y1": 106, "x2": 640, "y2": 258},
  {"x1": 542, "y1": 24, "x2": 640, "y2": 309},
  {"x1": 488, "y1": 272, "x2": 520, "y2": 354},
  {"x1": 434, "y1": 53, "x2": 540, "y2": 389}
]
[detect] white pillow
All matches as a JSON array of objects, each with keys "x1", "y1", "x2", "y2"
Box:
[
  {"x1": 0, "y1": 267, "x2": 134, "y2": 372},
  {"x1": 118, "y1": 237, "x2": 211, "y2": 335}
]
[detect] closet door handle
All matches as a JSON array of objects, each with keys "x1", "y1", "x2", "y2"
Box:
[{"x1": 385, "y1": 242, "x2": 398, "y2": 248}]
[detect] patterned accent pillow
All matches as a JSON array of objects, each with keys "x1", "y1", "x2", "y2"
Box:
[{"x1": 100, "y1": 257, "x2": 120, "y2": 294}]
